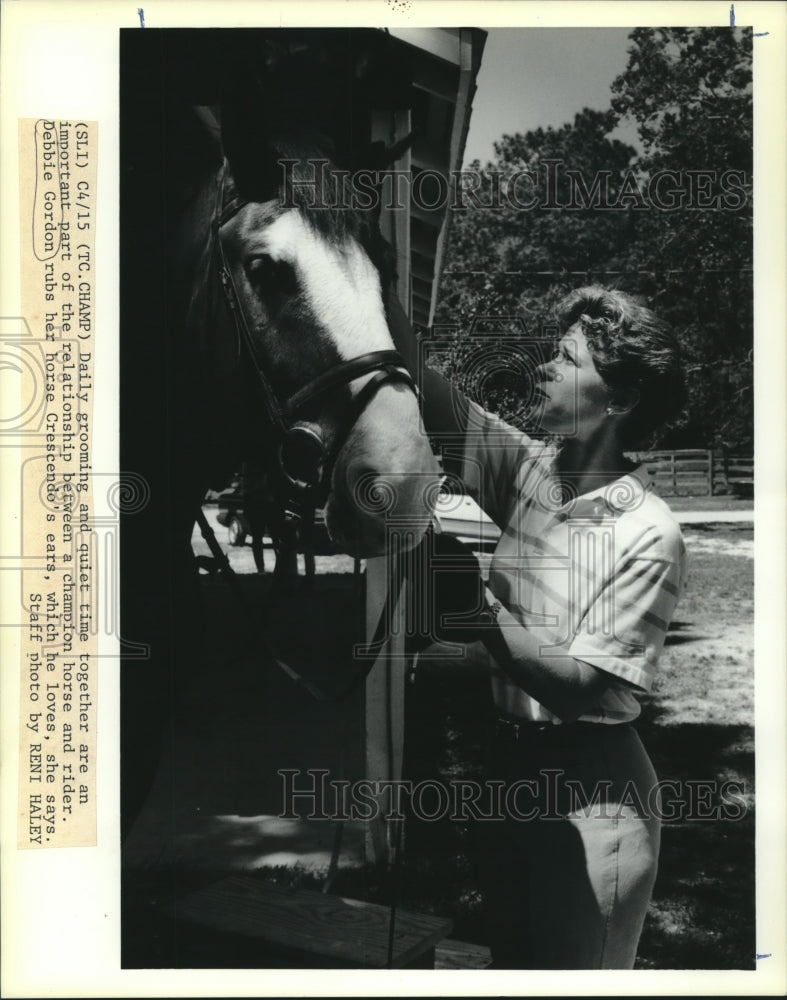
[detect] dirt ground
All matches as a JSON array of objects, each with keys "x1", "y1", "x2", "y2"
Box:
[
  {"x1": 653, "y1": 524, "x2": 754, "y2": 728},
  {"x1": 123, "y1": 509, "x2": 755, "y2": 968}
]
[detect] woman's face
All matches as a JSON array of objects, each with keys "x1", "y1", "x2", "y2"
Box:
[{"x1": 533, "y1": 324, "x2": 612, "y2": 440}]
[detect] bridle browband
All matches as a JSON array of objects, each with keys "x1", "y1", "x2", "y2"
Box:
[{"x1": 211, "y1": 161, "x2": 419, "y2": 529}]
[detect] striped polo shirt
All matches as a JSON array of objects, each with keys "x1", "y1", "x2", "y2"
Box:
[{"x1": 461, "y1": 401, "x2": 687, "y2": 724}]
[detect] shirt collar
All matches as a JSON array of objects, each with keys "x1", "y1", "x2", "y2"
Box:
[{"x1": 547, "y1": 463, "x2": 654, "y2": 520}]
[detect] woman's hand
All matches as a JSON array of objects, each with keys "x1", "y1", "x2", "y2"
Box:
[{"x1": 478, "y1": 588, "x2": 615, "y2": 722}]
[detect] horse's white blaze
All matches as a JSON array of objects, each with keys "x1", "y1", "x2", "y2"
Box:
[{"x1": 262, "y1": 211, "x2": 393, "y2": 359}]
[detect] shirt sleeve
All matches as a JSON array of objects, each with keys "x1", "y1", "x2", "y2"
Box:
[
  {"x1": 566, "y1": 525, "x2": 687, "y2": 693},
  {"x1": 459, "y1": 400, "x2": 540, "y2": 529}
]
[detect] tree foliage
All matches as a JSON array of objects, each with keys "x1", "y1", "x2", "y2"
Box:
[{"x1": 432, "y1": 27, "x2": 753, "y2": 452}]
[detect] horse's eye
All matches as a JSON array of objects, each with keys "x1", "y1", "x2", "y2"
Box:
[
  {"x1": 245, "y1": 256, "x2": 299, "y2": 297},
  {"x1": 246, "y1": 255, "x2": 275, "y2": 283}
]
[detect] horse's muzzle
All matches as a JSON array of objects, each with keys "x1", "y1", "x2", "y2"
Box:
[{"x1": 325, "y1": 468, "x2": 440, "y2": 558}]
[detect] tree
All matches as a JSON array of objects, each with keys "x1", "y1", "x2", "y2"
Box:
[
  {"x1": 610, "y1": 27, "x2": 753, "y2": 452},
  {"x1": 432, "y1": 27, "x2": 753, "y2": 452},
  {"x1": 431, "y1": 109, "x2": 640, "y2": 434}
]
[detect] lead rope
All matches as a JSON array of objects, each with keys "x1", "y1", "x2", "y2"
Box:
[
  {"x1": 386, "y1": 810, "x2": 405, "y2": 968},
  {"x1": 385, "y1": 532, "x2": 405, "y2": 968},
  {"x1": 196, "y1": 508, "x2": 327, "y2": 701},
  {"x1": 196, "y1": 507, "x2": 407, "y2": 701}
]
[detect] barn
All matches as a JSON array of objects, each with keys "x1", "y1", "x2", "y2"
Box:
[{"x1": 120, "y1": 26, "x2": 487, "y2": 969}]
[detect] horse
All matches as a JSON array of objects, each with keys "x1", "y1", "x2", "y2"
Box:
[
  {"x1": 120, "y1": 92, "x2": 441, "y2": 837},
  {"x1": 173, "y1": 129, "x2": 439, "y2": 558}
]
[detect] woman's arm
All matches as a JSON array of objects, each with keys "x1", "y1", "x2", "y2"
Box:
[
  {"x1": 479, "y1": 588, "x2": 615, "y2": 722},
  {"x1": 384, "y1": 284, "x2": 470, "y2": 445},
  {"x1": 412, "y1": 638, "x2": 503, "y2": 679},
  {"x1": 384, "y1": 283, "x2": 538, "y2": 524},
  {"x1": 476, "y1": 527, "x2": 685, "y2": 720}
]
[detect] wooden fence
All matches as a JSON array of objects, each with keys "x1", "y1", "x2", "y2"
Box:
[{"x1": 627, "y1": 449, "x2": 754, "y2": 498}]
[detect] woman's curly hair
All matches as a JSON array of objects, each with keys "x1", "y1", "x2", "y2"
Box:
[{"x1": 555, "y1": 286, "x2": 687, "y2": 447}]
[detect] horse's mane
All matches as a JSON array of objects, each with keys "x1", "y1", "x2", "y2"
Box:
[
  {"x1": 177, "y1": 130, "x2": 396, "y2": 353},
  {"x1": 171, "y1": 129, "x2": 398, "y2": 474},
  {"x1": 221, "y1": 132, "x2": 397, "y2": 287}
]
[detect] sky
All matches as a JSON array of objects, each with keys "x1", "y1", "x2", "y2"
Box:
[{"x1": 462, "y1": 27, "x2": 641, "y2": 166}]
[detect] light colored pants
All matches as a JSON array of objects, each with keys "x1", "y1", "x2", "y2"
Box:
[{"x1": 475, "y1": 721, "x2": 660, "y2": 969}]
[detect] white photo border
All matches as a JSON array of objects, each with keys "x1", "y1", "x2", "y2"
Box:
[{"x1": 1, "y1": 2, "x2": 784, "y2": 996}]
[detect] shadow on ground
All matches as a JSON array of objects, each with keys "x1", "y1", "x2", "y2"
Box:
[
  {"x1": 398, "y1": 674, "x2": 755, "y2": 970},
  {"x1": 122, "y1": 572, "x2": 755, "y2": 970}
]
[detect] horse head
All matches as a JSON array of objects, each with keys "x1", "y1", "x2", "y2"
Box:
[{"x1": 180, "y1": 119, "x2": 440, "y2": 558}]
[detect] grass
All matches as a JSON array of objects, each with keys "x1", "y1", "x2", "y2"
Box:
[
  {"x1": 652, "y1": 524, "x2": 753, "y2": 726},
  {"x1": 635, "y1": 524, "x2": 755, "y2": 967}
]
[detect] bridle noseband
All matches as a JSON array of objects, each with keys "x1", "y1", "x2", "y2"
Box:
[{"x1": 212, "y1": 163, "x2": 419, "y2": 530}]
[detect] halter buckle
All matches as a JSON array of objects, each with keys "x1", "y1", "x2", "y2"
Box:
[
  {"x1": 219, "y1": 267, "x2": 237, "y2": 311},
  {"x1": 279, "y1": 423, "x2": 326, "y2": 494}
]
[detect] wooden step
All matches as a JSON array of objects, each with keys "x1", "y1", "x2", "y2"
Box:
[
  {"x1": 435, "y1": 937, "x2": 493, "y2": 970},
  {"x1": 171, "y1": 876, "x2": 453, "y2": 968}
]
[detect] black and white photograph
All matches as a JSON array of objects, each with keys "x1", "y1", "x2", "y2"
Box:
[
  {"x1": 119, "y1": 18, "x2": 757, "y2": 972},
  {"x1": 2, "y1": 3, "x2": 786, "y2": 997}
]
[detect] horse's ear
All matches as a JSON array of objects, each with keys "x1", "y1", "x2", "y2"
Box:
[
  {"x1": 339, "y1": 133, "x2": 413, "y2": 225},
  {"x1": 351, "y1": 31, "x2": 413, "y2": 111},
  {"x1": 381, "y1": 133, "x2": 414, "y2": 167},
  {"x1": 341, "y1": 133, "x2": 413, "y2": 174},
  {"x1": 219, "y1": 67, "x2": 280, "y2": 202}
]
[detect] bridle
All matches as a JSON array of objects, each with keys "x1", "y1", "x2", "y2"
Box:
[{"x1": 211, "y1": 160, "x2": 419, "y2": 533}]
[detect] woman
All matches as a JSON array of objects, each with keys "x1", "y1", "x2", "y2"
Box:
[{"x1": 388, "y1": 285, "x2": 687, "y2": 969}]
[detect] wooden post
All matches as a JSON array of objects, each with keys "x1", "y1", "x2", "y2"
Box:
[
  {"x1": 362, "y1": 110, "x2": 413, "y2": 865},
  {"x1": 364, "y1": 561, "x2": 406, "y2": 863}
]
